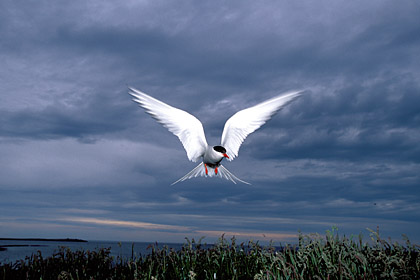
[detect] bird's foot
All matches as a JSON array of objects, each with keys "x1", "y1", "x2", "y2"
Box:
[
  {"x1": 215, "y1": 167, "x2": 218, "y2": 175},
  {"x1": 204, "y1": 164, "x2": 208, "y2": 175}
]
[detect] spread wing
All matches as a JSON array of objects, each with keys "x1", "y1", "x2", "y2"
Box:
[
  {"x1": 129, "y1": 87, "x2": 208, "y2": 162},
  {"x1": 221, "y1": 91, "x2": 303, "y2": 160}
]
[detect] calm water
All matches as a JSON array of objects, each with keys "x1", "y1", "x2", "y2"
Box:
[{"x1": 0, "y1": 240, "x2": 184, "y2": 264}]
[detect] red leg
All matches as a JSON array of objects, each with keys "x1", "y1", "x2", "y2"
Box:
[
  {"x1": 204, "y1": 164, "x2": 208, "y2": 175},
  {"x1": 215, "y1": 167, "x2": 218, "y2": 175}
]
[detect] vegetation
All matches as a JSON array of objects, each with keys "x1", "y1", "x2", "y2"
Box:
[{"x1": 1, "y1": 228, "x2": 419, "y2": 279}]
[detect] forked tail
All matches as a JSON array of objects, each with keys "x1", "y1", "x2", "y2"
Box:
[{"x1": 171, "y1": 163, "x2": 250, "y2": 185}]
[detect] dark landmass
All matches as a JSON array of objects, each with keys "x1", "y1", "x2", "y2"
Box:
[
  {"x1": 0, "y1": 238, "x2": 87, "y2": 243},
  {"x1": 0, "y1": 238, "x2": 87, "y2": 253},
  {"x1": 1, "y1": 244, "x2": 47, "y2": 247}
]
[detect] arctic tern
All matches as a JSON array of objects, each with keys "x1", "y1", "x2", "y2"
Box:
[{"x1": 129, "y1": 87, "x2": 303, "y2": 185}]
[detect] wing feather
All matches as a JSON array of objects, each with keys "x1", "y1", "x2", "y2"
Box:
[
  {"x1": 221, "y1": 91, "x2": 303, "y2": 160},
  {"x1": 129, "y1": 88, "x2": 207, "y2": 162}
]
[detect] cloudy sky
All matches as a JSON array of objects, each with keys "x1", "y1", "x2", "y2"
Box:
[{"x1": 1, "y1": 0, "x2": 419, "y2": 244}]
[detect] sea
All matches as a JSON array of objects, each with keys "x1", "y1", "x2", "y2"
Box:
[{"x1": 0, "y1": 239, "x2": 184, "y2": 264}]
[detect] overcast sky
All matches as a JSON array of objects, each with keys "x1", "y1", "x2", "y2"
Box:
[{"x1": 1, "y1": 0, "x2": 419, "y2": 244}]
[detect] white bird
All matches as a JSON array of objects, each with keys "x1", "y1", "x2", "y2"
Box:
[{"x1": 129, "y1": 87, "x2": 303, "y2": 185}]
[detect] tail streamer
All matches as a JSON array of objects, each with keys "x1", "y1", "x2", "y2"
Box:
[{"x1": 171, "y1": 163, "x2": 250, "y2": 185}]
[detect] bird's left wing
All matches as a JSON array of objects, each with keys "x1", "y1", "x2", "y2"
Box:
[
  {"x1": 129, "y1": 88, "x2": 208, "y2": 162},
  {"x1": 221, "y1": 91, "x2": 303, "y2": 160}
]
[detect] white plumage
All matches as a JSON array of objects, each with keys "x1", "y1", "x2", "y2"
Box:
[
  {"x1": 129, "y1": 87, "x2": 302, "y2": 184},
  {"x1": 221, "y1": 92, "x2": 304, "y2": 160}
]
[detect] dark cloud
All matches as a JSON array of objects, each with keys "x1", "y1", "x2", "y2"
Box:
[
  {"x1": 0, "y1": 0, "x2": 419, "y2": 243},
  {"x1": 0, "y1": 90, "x2": 133, "y2": 141}
]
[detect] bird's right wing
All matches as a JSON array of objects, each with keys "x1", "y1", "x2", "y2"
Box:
[
  {"x1": 221, "y1": 91, "x2": 303, "y2": 160},
  {"x1": 129, "y1": 88, "x2": 208, "y2": 162}
]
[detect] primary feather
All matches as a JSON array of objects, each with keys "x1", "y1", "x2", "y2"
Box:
[
  {"x1": 129, "y1": 88, "x2": 208, "y2": 162},
  {"x1": 221, "y1": 91, "x2": 303, "y2": 160}
]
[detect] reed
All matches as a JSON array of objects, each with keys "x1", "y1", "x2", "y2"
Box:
[{"x1": 1, "y1": 228, "x2": 419, "y2": 279}]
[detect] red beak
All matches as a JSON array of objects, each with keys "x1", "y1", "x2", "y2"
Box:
[{"x1": 223, "y1": 153, "x2": 229, "y2": 159}]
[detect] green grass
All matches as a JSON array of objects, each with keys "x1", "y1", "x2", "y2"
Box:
[{"x1": 1, "y1": 228, "x2": 419, "y2": 279}]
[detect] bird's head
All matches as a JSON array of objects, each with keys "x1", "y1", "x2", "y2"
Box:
[{"x1": 213, "y1": 146, "x2": 229, "y2": 159}]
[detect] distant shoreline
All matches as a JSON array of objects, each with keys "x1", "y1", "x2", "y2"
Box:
[{"x1": 0, "y1": 238, "x2": 88, "y2": 243}]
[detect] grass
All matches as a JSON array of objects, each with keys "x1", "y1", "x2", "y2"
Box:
[{"x1": 1, "y1": 228, "x2": 419, "y2": 279}]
